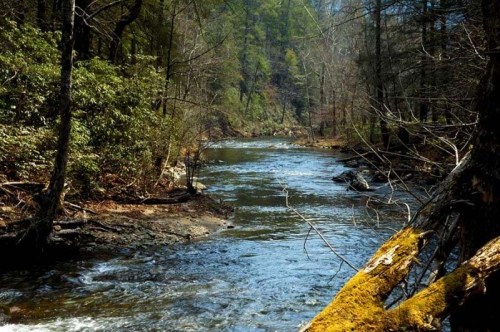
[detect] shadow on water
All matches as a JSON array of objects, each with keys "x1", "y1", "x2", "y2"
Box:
[{"x1": 0, "y1": 138, "x2": 422, "y2": 331}]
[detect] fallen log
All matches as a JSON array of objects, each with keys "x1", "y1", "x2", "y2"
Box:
[
  {"x1": 300, "y1": 231, "x2": 500, "y2": 332},
  {"x1": 66, "y1": 202, "x2": 98, "y2": 215},
  {"x1": 140, "y1": 193, "x2": 191, "y2": 205},
  {"x1": 53, "y1": 220, "x2": 86, "y2": 227},
  {"x1": 0, "y1": 182, "x2": 46, "y2": 192}
]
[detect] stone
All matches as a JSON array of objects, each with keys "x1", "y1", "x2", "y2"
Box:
[{"x1": 332, "y1": 170, "x2": 370, "y2": 191}]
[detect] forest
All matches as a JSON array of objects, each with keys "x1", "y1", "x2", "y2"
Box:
[
  {"x1": 1, "y1": 0, "x2": 500, "y2": 331},
  {"x1": 1, "y1": 0, "x2": 486, "y2": 197}
]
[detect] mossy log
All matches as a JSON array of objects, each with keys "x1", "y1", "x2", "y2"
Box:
[{"x1": 301, "y1": 230, "x2": 500, "y2": 332}]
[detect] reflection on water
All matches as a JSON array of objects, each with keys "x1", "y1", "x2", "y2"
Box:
[{"x1": 0, "y1": 138, "x2": 421, "y2": 331}]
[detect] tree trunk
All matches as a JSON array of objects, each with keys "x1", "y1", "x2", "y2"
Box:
[
  {"x1": 156, "y1": 0, "x2": 165, "y2": 68},
  {"x1": 430, "y1": 0, "x2": 438, "y2": 123},
  {"x1": 420, "y1": 0, "x2": 429, "y2": 122},
  {"x1": 51, "y1": 0, "x2": 62, "y2": 30},
  {"x1": 109, "y1": 0, "x2": 143, "y2": 64},
  {"x1": 74, "y1": 0, "x2": 92, "y2": 60},
  {"x1": 14, "y1": 0, "x2": 26, "y2": 27},
  {"x1": 240, "y1": 0, "x2": 251, "y2": 103},
  {"x1": 20, "y1": 0, "x2": 75, "y2": 250},
  {"x1": 37, "y1": 0, "x2": 48, "y2": 31},
  {"x1": 331, "y1": 89, "x2": 337, "y2": 137},
  {"x1": 449, "y1": 1, "x2": 500, "y2": 329},
  {"x1": 440, "y1": 0, "x2": 453, "y2": 125},
  {"x1": 162, "y1": 0, "x2": 177, "y2": 116},
  {"x1": 302, "y1": 0, "x2": 500, "y2": 330},
  {"x1": 375, "y1": 0, "x2": 389, "y2": 149},
  {"x1": 281, "y1": 100, "x2": 287, "y2": 124},
  {"x1": 302, "y1": 63, "x2": 315, "y2": 142}
]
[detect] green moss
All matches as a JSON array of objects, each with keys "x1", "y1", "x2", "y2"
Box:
[
  {"x1": 305, "y1": 228, "x2": 424, "y2": 332},
  {"x1": 390, "y1": 264, "x2": 480, "y2": 330}
]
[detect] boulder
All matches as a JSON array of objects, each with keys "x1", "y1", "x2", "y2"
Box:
[
  {"x1": 344, "y1": 160, "x2": 359, "y2": 167},
  {"x1": 332, "y1": 170, "x2": 371, "y2": 191},
  {"x1": 350, "y1": 172, "x2": 370, "y2": 191},
  {"x1": 192, "y1": 181, "x2": 207, "y2": 191}
]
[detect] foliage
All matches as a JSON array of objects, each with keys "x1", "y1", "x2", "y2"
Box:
[
  {"x1": 1, "y1": 19, "x2": 176, "y2": 196},
  {"x1": 0, "y1": 0, "x2": 489, "y2": 196},
  {"x1": 0, "y1": 19, "x2": 61, "y2": 126}
]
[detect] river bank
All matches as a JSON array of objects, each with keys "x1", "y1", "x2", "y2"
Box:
[
  {"x1": 295, "y1": 135, "x2": 449, "y2": 189},
  {"x1": 72, "y1": 195, "x2": 233, "y2": 252},
  {"x1": 0, "y1": 192, "x2": 233, "y2": 266},
  {"x1": 294, "y1": 136, "x2": 350, "y2": 150}
]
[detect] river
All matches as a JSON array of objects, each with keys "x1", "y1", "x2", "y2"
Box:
[{"x1": 0, "y1": 138, "x2": 422, "y2": 331}]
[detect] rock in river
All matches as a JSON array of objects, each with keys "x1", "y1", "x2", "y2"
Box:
[{"x1": 332, "y1": 170, "x2": 371, "y2": 191}]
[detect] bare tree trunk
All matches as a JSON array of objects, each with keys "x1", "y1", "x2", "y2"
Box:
[
  {"x1": 440, "y1": 0, "x2": 453, "y2": 125},
  {"x1": 162, "y1": 0, "x2": 177, "y2": 116},
  {"x1": 430, "y1": 0, "x2": 438, "y2": 123},
  {"x1": 109, "y1": 0, "x2": 143, "y2": 64},
  {"x1": 281, "y1": 100, "x2": 287, "y2": 124},
  {"x1": 37, "y1": 0, "x2": 48, "y2": 31},
  {"x1": 74, "y1": 0, "x2": 92, "y2": 60},
  {"x1": 449, "y1": 1, "x2": 500, "y2": 329},
  {"x1": 375, "y1": 0, "x2": 389, "y2": 148},
  {"x1": 420, "y1": 0, "x2": 429, "y2": 122},
  {"x1": 302, "y1": 62, "x2": 315, "y2": 142},
  {"x1": 156, "y1": 0, "x2": 165, "y2": 68},
  {"x1": 331, "y1": 89, "x2": 337, "y2": 137},
  {"x1": 21, "y1": 0, "x2": 75, "y2": 250},
  {"x1": 14, "y1": 0, "x2": 26, "y2": 27},
  {"x1": 245, "y1": 63, "x2": 261, "y2": 119},
  {"x1": 239, "y1": 0, "x2": 250, "y2": 103}
]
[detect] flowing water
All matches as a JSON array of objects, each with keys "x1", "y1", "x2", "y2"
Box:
[{"x1": 0, "y1": 138, "x2": 421, "y2": 331}]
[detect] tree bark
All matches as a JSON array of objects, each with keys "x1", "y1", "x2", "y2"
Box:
[
  {"x1": 375, "y1": 0, "x2": 389, "y2": 149},
  {"x1": 74, "y1": 0, "x2": 92, "y2": 60},
  {"x1": 162, "y1": 0, "x2": 177, "y2": 116},
  {"x1": 109, "y1": 0, "x2": 143, "y2": 64},
  {"x1": 448, "y1": 1, "x2": 500, "y2": 329},
  {"x1": 420, "y1": 0, "x2": 429, "y2": 123},
  {"x1": 37, "y1": 0, "x2": 48, "y2": 31},
  {"x1": 14, "y1": 0, "x2": 26, "y2": 27},
  {"x1": 21, "y1": 0, "x2": 76, "y2": 250}
]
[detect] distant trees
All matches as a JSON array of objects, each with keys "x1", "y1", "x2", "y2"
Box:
[
  {"x1": 292, "y1": 0, "x2": 485, "y2": 173},
  {"x1": 0, "y1": 0, "x2": 490, "y2": 202}
]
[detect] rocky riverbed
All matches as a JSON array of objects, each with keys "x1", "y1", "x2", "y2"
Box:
[
  {"x1": 0, "y1": 193, "x2": 233, "y2": 265},
  {"x1": 75, "y1": 195, "x2": 233, "y2": 253}
]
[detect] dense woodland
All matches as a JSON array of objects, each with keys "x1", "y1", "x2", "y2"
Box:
[
  {"x1": 2, "y1": 0, "x2": 500, "y2": 331},
  {"x1": 0, "y1": 0, "x2": 486, "y2": 197}
]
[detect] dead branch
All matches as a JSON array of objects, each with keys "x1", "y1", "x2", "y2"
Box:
[
  {"x1": 0, "y1": 182, "x2": 46, "y2": 191},
  {"x1": 277, "y1": 178, "x2": 359, "y2": 272},
  {"x1": 65, "y1": 202, "x2": 98, "y2": 215},
  {"x1": 140, "y1": 193, "x2": 191, "y2": 204}
]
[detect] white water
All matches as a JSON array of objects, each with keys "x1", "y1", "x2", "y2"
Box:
[{"x1": 0, "y1": 138, "x2": 422, "y2": 331}]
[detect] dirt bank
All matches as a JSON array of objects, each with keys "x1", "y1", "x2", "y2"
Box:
[
  {"x1": 0, "y1": 193, "x2": 233, "y2": 263},
  {"x1": 75, "y1": 195, "x2": 233, "y2": 253},
  {"x1": 294, "y1": 137, "x2": 350, "y2": 149}
]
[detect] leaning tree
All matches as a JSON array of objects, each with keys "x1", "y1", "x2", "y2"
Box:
[
  {"x1": 17, "y1": 0, "x2": 76, "y2": 252},
  {"x1": 301, "y1": 0, "x2": 500, "y2": 331}
]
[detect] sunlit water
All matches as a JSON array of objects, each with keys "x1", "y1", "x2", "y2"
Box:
[{"x1": 0, "y1": 138, "x2": 422, "y2": 331}]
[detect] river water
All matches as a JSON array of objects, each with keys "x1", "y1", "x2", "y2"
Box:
[{"x1": 0, "y1": 138, "x2": 421, "y2": 331}]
